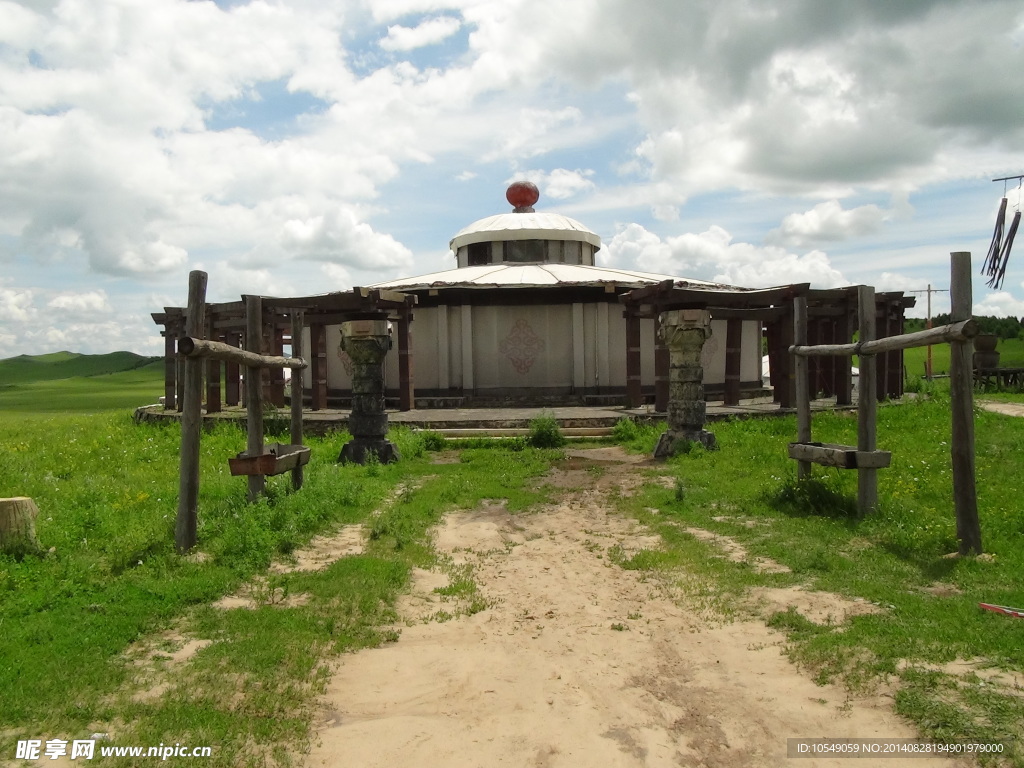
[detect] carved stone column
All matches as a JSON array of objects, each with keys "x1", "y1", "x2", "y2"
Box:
[
  {"x1": 338, "y1": 320, "x2": 400, "y2": 464},
  {"x1": 654, "y1": 309, "x2": 717, "y2": 457}
]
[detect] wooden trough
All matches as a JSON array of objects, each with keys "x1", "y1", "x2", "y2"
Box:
[{"x1": 228, "y1": 443, "x2": 311, "y2": 477}]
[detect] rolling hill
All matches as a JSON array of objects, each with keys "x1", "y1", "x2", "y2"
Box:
[{"x1": 0, "y1": 351, "x2": 161, "y2": 384}]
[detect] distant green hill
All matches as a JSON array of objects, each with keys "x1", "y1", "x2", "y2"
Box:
[{"x1": 0, "y1": 351, "x2": 161, "y2": 384}]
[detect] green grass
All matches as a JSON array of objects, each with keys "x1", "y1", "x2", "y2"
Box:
[
  {"x1": 0, "y1": 351, "x2": 160, "y2": 384},
  {"x1": 3, "y1": 362, "x2": 1023, "y2": 764},
  {"x1": 0, "y1": 410, "x2": 559, "y2": 765},
  {"x1": 0, "y1": 354, "x2": 164, "y2": 413},
  {"x1": 612, "y1": 398, "x2": 1023, "y2": 762}
]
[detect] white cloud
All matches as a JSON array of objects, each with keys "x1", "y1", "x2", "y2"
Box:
[
  {"x1": 515, "y1": 168, "x2": 595, "y2": 201},
  {"x1": 766, "y1": 200, "x2": 890, "y2": 247},
  {"x1": 380, "y1": 16, "x2": 461, "y2": 51},
  {"x1": 48, "y1": 289, "x2": 112, "y2": 316},
  {"x1": 604, "y1": 222, "x2": 848, "y2": 289},
  {"x1": 0, "y1": 285, "x2": 36, "y2": 324},
  {"x1": 975, "y1": 291, "x2": 1024, "y2": 319}
]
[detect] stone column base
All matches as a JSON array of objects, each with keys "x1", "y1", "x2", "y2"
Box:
[
  {"x1": 339, "y1": 440, "x2": 400, "y2": 465},
  {"x1": 654, "y1": 428, "x2": 717, "y2": 458}
]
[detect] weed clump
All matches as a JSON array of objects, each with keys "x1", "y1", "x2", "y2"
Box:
[{"x1": 527, "y1": 413, "x2": 566, "y2": 448}]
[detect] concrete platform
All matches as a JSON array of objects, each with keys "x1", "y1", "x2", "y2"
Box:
[{"x1": 134, "y1": 396, "x2": 857, "y2": 437}]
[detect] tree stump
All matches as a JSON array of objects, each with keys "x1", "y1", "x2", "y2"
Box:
[{"x1": 0, "y1": 497, "x2": 43, "y2": 558}]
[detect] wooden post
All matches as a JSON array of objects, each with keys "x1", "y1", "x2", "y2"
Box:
[
  {"x1": 778, "y1": 303, "x2": 795, "y2": 408},
  {"x1": 836, "y1": 304, "x2": 854, "y2": 406},
  {"x1": 857, "y1": 285, "x2": 878, "y2": 515},
  {"x1": 291, "y1": 310, "x2": 305, "y2": 491},
  {"x1": 625, "y1": 310, "x2": 643, "y2": 407},
  {"x1": 723, "y1": 318, "x2": 742, "y2": 406},
  {"x1": 950, "y1": 252, "x2": 982, "y2": 555},
  {"x1": 794, "y1": 298, "x2": 812, "y2": 480},
  {"x1": 654, "y1": 329, "x2": 669, "y2": 412},
  {"x1": 205, "y1": 315, "x2": 221, "y2": 414},
  {"x1": 270, "y1": 326, "x2": 286, "y2": 407},
  {"x1": 245, "y1": 295, "x2": 266, "y2": 501},
  {"x1": 398, "y1": 302, "x2": 414, "y2": 411},
  {"x1": 225, "y1": 331, "x2": 241, "y2": 406},
  {"x1": 163, "y1": 333, "x2": 177, "y2": 410},
  {"x1": 310, "y1": 323, "x2": 327, "y2": 410},
  {"x1": 176, "y1": 270, "x2": 206, "y2": 553}
]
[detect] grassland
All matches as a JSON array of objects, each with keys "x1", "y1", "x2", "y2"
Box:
[
  {"x1": 0, "y1": 351, "x2": 163, "y2": 414},
  {"x1": 1, "y1": 355, "x2": 1022, "y2": 765}
]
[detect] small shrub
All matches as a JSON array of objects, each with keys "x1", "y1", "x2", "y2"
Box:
[
  {"x1": 421, "y1": 431, "x2": 447, "y2": 451},
  {"x1": 527, "y1": 413, "x2": 566, "y2": 448},
  {"x1": 612, "y1": 418, "x2": 639, "y2": 443}
]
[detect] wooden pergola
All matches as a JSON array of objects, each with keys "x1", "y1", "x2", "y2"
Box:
[
  {"x1": 619, "y1": 280, "x2": 914, "y2": 409},
  {"x1": 153, "y1": 287, "x2": 417, "y2": 413}
]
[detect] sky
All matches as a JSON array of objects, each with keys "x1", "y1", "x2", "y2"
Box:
[{"x1": 2, "y1": 0, "x2": 1024, "y2": 358}]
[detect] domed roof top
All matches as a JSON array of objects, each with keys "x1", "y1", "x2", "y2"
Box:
[
  {"x1": 449, "y1": 212, "x2": 602, "y2": 251},
  {"x1": 370, "y1": 263, "x2": 735, "y2": 292},
  {"x1": 449, "y1": 183, "x2": 601, "y2": 251}
]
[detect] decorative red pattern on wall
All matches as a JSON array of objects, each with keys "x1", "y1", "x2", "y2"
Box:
[{"x1": 499, "y1": 318, "x2": 546, "y2": 374}]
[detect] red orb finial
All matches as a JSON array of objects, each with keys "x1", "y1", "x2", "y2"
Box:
[{"x1": 506, "y1": 181, "x2": 539, "y2": 212}]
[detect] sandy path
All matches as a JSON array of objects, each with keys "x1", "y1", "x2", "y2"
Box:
[{"x1": 303, "y1": 448, "x2": 969, "y2": 768}]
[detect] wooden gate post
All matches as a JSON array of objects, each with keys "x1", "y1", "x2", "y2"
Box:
[
  {"x1": 857, "y1": 285, "x2": 879, "y2": 515},
  {"x1": 176, "y1": 270, "x2": 207, "y2": 553},
  {"x1": 290, "y1": 310, "x2": 305, "y2": 491},
  {"x1": 950, "y1": 252, "x2": 982, "y2": 555},
  {"x1": 245, "y1": 295, "x2": 266, "y2": 501}
]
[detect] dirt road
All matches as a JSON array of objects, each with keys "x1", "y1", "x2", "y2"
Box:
[{"x1": 303, "y1": 447, "x2": 969, "y2": 767}]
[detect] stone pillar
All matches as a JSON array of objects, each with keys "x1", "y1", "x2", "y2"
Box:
[
  {"x1": 338, "y1": 319, "x2": 400, "y2": 464},
  {"x1": 654, "y1": 309, "x2": 717, "y2": 458}
]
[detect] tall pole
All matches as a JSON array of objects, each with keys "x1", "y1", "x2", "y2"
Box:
[
  {"x1": 949, "y1": 252, "x2": 982, "y2": 555},
  {"x1": 245, "y1": 295, "x2": 266, "y2": 501},
  {"x1": 926, "y1": 284, "x2": 933, "y2": 381},
  {"x1": 176, "y1": 270, "x2": 207, "y2": 552}
]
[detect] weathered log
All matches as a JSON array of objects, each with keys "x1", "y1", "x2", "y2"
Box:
[
  {"x1": 0, "y1": 497, "x2": 42, "y2": 557},
  {"x1": 177, "y1": 337, "x2": 307, "y2": 370},
  {"x1": 789, "y1": 318, "x2": 977, "y2": 357}
]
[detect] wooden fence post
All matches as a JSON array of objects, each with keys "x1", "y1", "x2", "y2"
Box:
[
  {"x1": 857, "y1": 285, "x2": 878, "y2": 515},
  {"x1": 793, "y1": 297, "x2": 811, "y2": 479},
  {"x1": 245, "y1": 295, "x2": 266, "y2": 502},
  {"x1": 176, "y1": 270, "x2": 207, "y2": 553},
  {"x1": 950, "y1": 252, "x2": 982, "y2": 555},
  {"x1": 291, "y1": 310, "x2": 305, "y2": 491}
]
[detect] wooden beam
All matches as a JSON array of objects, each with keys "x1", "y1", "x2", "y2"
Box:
[
  {"x1": 790, "y1": 319, "x2": 977, "y2": 357},
  {"x1": 178, "y1": 337, "x2": 307, "y2": 369}
]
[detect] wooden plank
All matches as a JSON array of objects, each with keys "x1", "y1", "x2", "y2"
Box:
[
  {"x1": 857, "y1": 285, "x2": 878, "y2": 515},
  {"x1": 176, "y1": 270, "x2": 206, "y2": 553},
  {"x1": 788, "y1": 442, "x2": 892, "y2": 469},
  {"x1": 950, "y1": 252, "x2": 981, "y2": 555}
]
